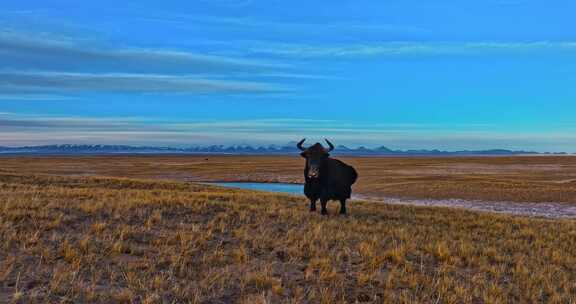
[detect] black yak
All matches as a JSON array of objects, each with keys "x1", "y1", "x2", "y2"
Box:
[{"x1": 297, "y1": 139, "x2": 358, "y2": 215}]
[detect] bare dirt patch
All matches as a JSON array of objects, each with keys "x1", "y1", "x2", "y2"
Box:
[{"x1": 356, "y1": 195, "x2": 576, "y2": 219}]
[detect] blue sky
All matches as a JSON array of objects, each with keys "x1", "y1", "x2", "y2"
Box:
[{"x1": 1, "y1": 0, "x2": 575, "y2": 151}]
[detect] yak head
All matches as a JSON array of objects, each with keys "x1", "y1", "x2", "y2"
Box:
[{"x1": 297, "y1": 138, "x2": 334, "y2": 179}]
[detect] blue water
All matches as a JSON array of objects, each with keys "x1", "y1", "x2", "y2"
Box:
[{"x1": 207, "y1": 182, "x2": 303, "y2": 195}]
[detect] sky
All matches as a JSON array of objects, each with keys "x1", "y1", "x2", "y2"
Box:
[{"x1": 1, "y1": 0, "x2": 576, "y2": 152}]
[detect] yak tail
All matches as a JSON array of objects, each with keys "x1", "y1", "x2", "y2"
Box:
[{"x1": 349, "y1": 166, "x2": 358, "y2": 185}]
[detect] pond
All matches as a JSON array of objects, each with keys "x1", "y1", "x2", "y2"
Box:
[{"x1": 206, "y1": 182, "x2": 303, "y2": 196}]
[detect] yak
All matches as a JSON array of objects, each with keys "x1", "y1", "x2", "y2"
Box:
[{"x1": 297, "y1": 139, "x2": 358, "y2": 215}]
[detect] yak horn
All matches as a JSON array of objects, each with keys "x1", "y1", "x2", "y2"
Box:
[
  {"x1": 325, "y1": 139, "x2": 335, "y2": 152},
  {"x1": 297, "y1": 138, "x2": 306, "y2": 151}
]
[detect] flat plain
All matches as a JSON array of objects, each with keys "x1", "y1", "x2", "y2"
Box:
[
  {"x1": 1, "y1": 155, "x2": 576, "y2": 303},
  {"x1": 1, "y1": 155, "x2": 576, "y2": 203}
]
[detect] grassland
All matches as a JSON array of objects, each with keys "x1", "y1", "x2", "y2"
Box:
[
  {"x1": 1, "y1": 155, "x2": 576, "y2": 203},
  {"x1": 1, "y1": 170, "x2": 576, "y2": 303}
]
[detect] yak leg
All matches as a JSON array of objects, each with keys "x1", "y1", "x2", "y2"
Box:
[
  {"x1": 309, "y1": 198, "x2": 317, "y2": 212},
  {"x1": 339, "y1": 199, "x2": 347, "y2": 215},
  {"x1": 320, "y1": 198, "x2": 329, "y2": 215}
]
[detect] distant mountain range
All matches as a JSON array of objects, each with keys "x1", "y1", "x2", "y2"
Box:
[{"x1": 0, "y1": 144, "x2": 567, "y2": 156}]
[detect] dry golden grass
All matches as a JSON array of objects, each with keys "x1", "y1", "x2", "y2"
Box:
[
  {"x1": 1, "y1": 155, "x2": 576, "y2": 203},
  {"x1": 1, "y1": 171, "x2": 576, "y2": 303}
]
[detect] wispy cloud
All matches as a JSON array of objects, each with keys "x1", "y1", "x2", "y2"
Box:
[
  {"x1": 198, "y1": 0, "x2": 255, "y2": 8},
  {"x1": 0, "y1": 28, "x2": 314, "y2": 97},
  {"x1": 246, "y1": 41, "x2": 576, "y2": 58},
  {"x1": 2, "y1": 114, "x2": 572, "y2": 152},
  {"x1": 0, "y1": 113, "x2": 144, "y2": 130},
  {"x1": 0, "y1": 29, "x2": 281, "y2": 73},
  {"x1": 0, "y1": 71, "x2": 283, "y2": 95},
  {"x1": 134, "y1": 14, "x2": 428, "y2": 37},
  {"x1": 0, "y1": 94, "x2": 77, "y2": 101},
  {"x1": 0, "y1": 114, "x2": 515, "y2": 135}
]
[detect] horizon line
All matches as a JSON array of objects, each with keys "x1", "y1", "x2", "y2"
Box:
[{"x1": 0, "y1": 143, "x2": 571, "y2": 154}]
